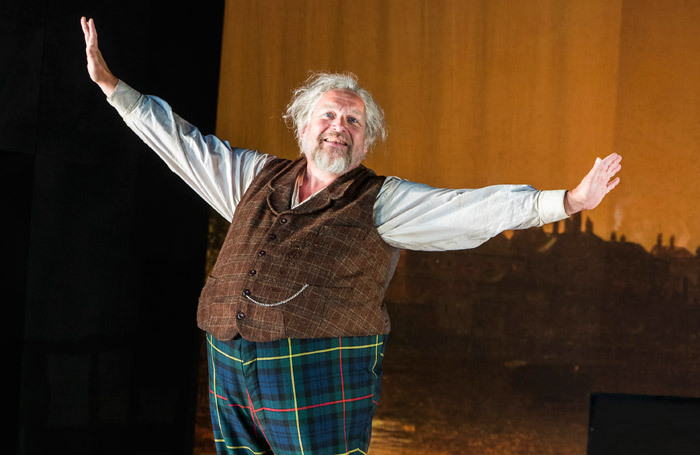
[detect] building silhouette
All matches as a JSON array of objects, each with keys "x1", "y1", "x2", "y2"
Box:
[{"x1": 384, "y1": 216, "x2": 700, "y2": 366}]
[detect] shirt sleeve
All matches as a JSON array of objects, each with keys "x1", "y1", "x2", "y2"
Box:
[
  {"x1": 107, "y1": 80, "x2": 271, "y2": 222},
  {"x1": 374, "y1": 176, "x2": 569, "y2": 251}
]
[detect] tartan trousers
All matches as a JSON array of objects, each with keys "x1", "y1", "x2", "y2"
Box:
[{"x1": 206, "y1": 333, "x2": 387, "y2": 455}]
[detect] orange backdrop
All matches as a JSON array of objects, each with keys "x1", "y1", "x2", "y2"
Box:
[{"x1": 215, "y1": 0, "x2": 700, "y2": 252}]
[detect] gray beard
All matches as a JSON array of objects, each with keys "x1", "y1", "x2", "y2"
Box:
[{"x1": 302, "y1": 138, "x2": 354, "y2": 175}]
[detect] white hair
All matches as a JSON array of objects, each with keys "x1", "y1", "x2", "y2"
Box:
[{"x1": 283, "y1": 72, "x2": 387, "y2": 151}]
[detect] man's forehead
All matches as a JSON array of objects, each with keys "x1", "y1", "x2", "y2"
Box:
[{"x1": 315, "y1": 89, "x2": 365, "y2": 115}]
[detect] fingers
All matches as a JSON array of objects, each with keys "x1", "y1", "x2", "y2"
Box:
[
  {"x1": 89, "y1": 18, "x2": 98, "y2": 47},
  {"x1": 607, "y1": 176, "x2": 621, "y2": 193},
  {"x1": 80, "y1": 16, "x2": 89, "y2": 44},
  {"x1": 594, "y1": 153, "x2": 622, "y2": 180},
  {"x1": 609, "y1": 162, "x2": 622, "y2": 176},
  {"x1": 80, "y1": 16, "x2": 98, "y2": 48},
  {"x1": 600, "y1": 153, "x2": 622, "y2": 171},
  {"x1": 602, "y1": 154, "x2": 621, "y2": 192},
  {"x1": 606, "y1": 155, "x2": 622, "y2": 180}
]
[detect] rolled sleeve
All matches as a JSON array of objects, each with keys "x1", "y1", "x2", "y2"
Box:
[
  {"x1": 536, "y1": 189, "x2": 568, "y2": 225},
  {"x1": 107, "y1": 80, "x2": 141, "y2": 118}
]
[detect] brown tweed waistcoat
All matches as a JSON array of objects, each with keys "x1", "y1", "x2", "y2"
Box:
[{"x1": 197, "y1": 156, "x2": 400, "y2": 341}]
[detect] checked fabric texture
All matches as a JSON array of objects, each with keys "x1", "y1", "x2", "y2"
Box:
[
  {"x1": 197, "y1": 157, "x2": 397, "y2": 342},
  {"x1": 207, "y1": 333, "x2": 387, "y2": 455}
]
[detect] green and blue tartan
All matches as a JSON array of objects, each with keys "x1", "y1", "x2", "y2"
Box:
[{"x1": 206, "y1": 333, "x2": 387, "y2": 455}]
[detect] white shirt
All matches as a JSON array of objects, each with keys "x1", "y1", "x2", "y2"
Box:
[{"x1": 107, "y1": 80, "x2": 568, "y2": 251}]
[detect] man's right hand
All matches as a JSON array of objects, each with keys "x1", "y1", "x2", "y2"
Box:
[{"x1": 81, "y1": 16, "x2": 118, "y2": 97}]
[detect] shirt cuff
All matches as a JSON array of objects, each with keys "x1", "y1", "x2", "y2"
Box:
[
  {"x1": 107, "y1": 80, "x2": 142, "y2": 118},
  {"x1": 538, "y1": 189, "x2": 569, "y2": 224}
]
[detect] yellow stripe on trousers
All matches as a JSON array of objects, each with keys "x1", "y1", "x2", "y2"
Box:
[
  {"x1": 288, "y1": 338, "x2": 305, "y2": 455},
  {"x1": 209, "y1": 336, "x2": 225, "y2": 446}
]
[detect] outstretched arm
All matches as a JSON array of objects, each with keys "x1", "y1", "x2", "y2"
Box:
[
  {"x1": 564, "y1": 153, "x2": 622, "y2": 215},
  {"x1": 79, "y1": 16, "x2": 271, "y2": 221},
  {"x1": 375, "y1": 153, "x2": 622, "y2": 251},
  {"x1": 81, "y1": 16, "x2": 118, "y2": 97}
]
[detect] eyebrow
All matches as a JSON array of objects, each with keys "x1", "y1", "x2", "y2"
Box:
[{"x1": 318, "y1": 104, "x2": 364, "y2": 117}]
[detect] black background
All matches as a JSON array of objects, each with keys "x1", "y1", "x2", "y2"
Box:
[
  {"x1": 2, "y1": 1, "x2": 225, "y2": 453},
  {"x1": 588, "y1": 393, "x2": 700, "y2": 455}
]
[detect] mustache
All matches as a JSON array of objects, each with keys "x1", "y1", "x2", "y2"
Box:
[{"x1": 320, "y1": 132, "x2": 351, "y2": 146}]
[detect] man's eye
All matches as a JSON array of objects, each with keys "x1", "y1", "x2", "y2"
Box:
[
  {"x1": 324, "y1": 112, "x2": 334, "y2": 119},
  {"x1": 348, "y1": 117, "x2": 359, "y2": 124}
]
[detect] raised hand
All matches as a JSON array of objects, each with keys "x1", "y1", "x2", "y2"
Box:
[
  {"x1": 564, "y1": 153, "x2": 622, "y2": 215},
  {"x1": 81, "y1": 16, "x2": 118, "y2": 97}
]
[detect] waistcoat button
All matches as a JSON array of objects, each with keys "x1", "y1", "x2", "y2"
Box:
[
  {"x1": 249, "y1": 269, "x2": 256, "y2": 276},
  {"x1": 236, "y1": 312, "x2": 246, "y2": 320},
  {"x1": 268, "y1": 233, "x2": 277, "y2": 241},
  {"x1": 243, "y1": 289, "x2": 251, "y2": 296},
  {"x1": 258, "y1": 250, "x2": 266, "y2": 256},
  {"x1": 280, "y1": 218, "x2": 288, "y2": 224}
]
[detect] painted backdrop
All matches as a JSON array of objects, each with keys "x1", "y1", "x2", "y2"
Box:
[{"x1": 194, "y1": 1, "x2": 700, "y2": 454}]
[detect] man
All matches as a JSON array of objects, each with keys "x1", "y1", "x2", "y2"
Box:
[{"x1": 81, "y1": 16, "x2": 621, "y2": 455}]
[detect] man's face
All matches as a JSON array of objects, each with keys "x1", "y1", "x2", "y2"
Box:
[{"x1": 300, "y1": 89, "x2": 368, "y2": 176}]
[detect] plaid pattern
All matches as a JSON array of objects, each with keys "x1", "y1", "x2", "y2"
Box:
[{"x1": 207, "y1": 333, "x2": 387, "y2": 455}]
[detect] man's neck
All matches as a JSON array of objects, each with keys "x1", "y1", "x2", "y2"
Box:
[
  {"x1": 298, "y1": 154, "x2": 363, "y2": 203},
  {"x1": 298, "y1": 164, "x2": 338, "y2": 203}
]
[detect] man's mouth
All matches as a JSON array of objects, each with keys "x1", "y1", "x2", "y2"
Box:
[{"x1": 322, "y1": 136, "x2": 349, "y2": 147}]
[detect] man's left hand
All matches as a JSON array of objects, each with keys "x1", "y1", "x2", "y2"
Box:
[{"x1": 564, "y1": 153, "x2": 622, "y2": 215}]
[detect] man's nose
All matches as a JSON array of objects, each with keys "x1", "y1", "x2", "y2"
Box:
[{"x1": 330, "y1": 116, "x2": 347, "y2": 131}]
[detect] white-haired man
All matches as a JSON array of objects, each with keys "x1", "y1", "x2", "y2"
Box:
[{"x1": 82, "y1": 16, "x2": 621, "y2": 455}]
